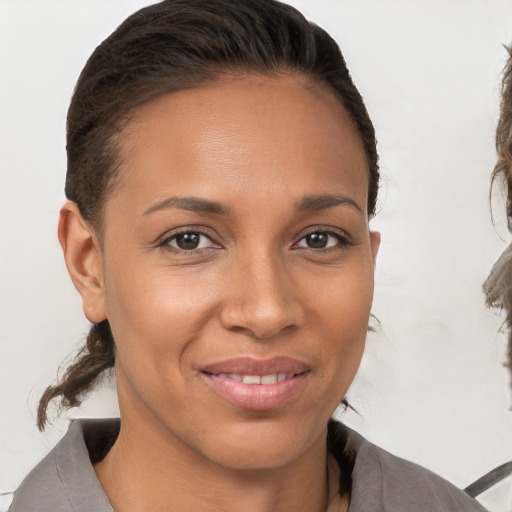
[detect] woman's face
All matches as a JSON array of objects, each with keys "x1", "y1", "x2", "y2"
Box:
[{"x1": 91, "y1": 74, "x2": 379, "y2": 469}]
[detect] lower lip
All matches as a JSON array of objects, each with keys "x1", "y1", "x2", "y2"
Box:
[{"x1": 200, "y1": 372, "x2": 309, "y2": 410}]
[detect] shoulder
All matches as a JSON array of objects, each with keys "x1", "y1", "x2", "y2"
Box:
[
  {"x1": 9, "y1": 419, "x2": 117, "y2": 512},
  {"x1": 9, "y1": 436, "x2": 73, "y2": 512},
  {"x1": 328, "y1": 420, "x2": 488, "y2": 512}
]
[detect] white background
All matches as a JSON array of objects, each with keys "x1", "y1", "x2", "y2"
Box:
[{"x1": 1, "y1": 0, "x2": 512, "y2": 510}]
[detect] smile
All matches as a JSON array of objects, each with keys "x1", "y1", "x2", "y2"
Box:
[
  {"x1": 213, "y1": 373, "x2": 295, "y2": 384},
  {"x1": 200, "y1": 357, "x2": 310, "y2": 410}
]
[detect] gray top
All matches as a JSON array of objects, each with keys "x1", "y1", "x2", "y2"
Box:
[{"x1": 10, "y1": 419, "x2": 487, "y2": 512}]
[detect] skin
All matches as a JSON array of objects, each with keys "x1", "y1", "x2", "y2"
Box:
[{"x1": 59, "y1": 74, "x2": 380, "y2": 512}]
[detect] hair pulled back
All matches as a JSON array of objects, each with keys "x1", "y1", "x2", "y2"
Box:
[{"x1": 38, "y1": 0, "x2": 379, "y2": 430}]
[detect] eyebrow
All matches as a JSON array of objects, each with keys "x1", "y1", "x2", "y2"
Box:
[
  {"x1": 295, "y1": 194, "x2": 364, "y2": 215},
  {"x1": 143, "y1": 196, "x2": 229, "y2": 216},
  {"x1": 143, "y1": 193, "x2": 363, "y2": 217}
]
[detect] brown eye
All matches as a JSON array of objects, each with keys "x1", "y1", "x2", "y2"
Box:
[
  {"x1": 296, "y1": 231, "x2": 342, "y2": 249},
  {"x1": 304, "y1": 233, "x2": 328, "y2": 248},
  {"x1": 174, "y1": 233, "x2": 201, "y2": 250},
  {"x1": 165, "y1": 231, "x2": 218, "y2": 251}
]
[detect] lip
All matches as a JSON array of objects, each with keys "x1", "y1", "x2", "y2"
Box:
[
  {"x1": 200, "y1": 356, "x2": 310, "y2": 411},
  {"x1": 202, "y1": 356, "x2": 309, "y2": 376}
]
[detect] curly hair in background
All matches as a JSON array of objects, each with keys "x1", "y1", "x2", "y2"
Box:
[{"x1": 484, "y1": 46, "x2": 512, "y2": 383}]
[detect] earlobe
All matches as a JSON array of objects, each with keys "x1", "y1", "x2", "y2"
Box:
[
  {"x1": 58, "y1": 201, "x2": 106, "y2": 323},
  {"x1": 369, "y1": 230, "x2": 381, "y2": 264}
]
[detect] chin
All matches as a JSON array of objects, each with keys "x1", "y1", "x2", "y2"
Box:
[{"x1": 190, "y1": 416, "x2": 327, "y2": 471}]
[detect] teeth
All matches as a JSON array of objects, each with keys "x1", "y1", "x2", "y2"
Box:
[
  {"x1": 214, "y1": 373, "x2": 295, "y2": 384},
  {"x1": 242, "y1": 375, "x2": 261, "y2": 384}
]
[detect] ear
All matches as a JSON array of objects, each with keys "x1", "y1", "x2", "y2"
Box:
[
  {"x1": 58, "y1": 201, "x2": 106, "y2": 323},
  {"x1": 369, "y1": 230, "x2": 381, "y2": 264}
]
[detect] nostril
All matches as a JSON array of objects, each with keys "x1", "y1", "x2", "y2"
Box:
[{"x1": 219, "y1": 305, "x2": 302, "y2": 340}]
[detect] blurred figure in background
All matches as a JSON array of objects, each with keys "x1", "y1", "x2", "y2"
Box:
[{"x1": 476, "y1": 45, "x2": 512, "y2": 506}]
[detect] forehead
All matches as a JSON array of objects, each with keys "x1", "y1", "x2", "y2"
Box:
[{"x1": 108, "y1": 74, "x2": 369, "y2": 216}]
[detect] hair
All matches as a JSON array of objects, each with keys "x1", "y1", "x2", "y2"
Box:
[
  {"x1": 483, "y1": 46, "x2": 512, "y2": 382},
  {"x1": 37, "y1": 0, "x2": 380, "y2": 430}
]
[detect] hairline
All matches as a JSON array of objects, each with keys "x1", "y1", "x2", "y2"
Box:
[{"x1": 87, "y1": 68, "x2": 372, "y2": 244}]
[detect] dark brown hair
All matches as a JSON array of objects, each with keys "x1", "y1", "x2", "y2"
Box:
[
  {"x1": 491, "y1": 47, "x2": 512, "y2": 219},
  {"x1": 37, "y1": 0, "x2": 380, "y2": 430},
  {"x1": 484, "y1": 47, "x2": 512, "y2": 381}
]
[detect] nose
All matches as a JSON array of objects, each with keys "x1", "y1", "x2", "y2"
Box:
[{"x1": 219, "y1": 251, "x2": 305, "y2": 339}]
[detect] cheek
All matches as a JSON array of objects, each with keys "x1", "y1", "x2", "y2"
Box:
[
  {"x1": 307, "y1": 261, "x2": 374, "y2": 375},
  {"x1": 103, "y1": 268, "x2": 224, "y2": 425},
  {"x1": 103, "y1": 260, "x2": 220, "y2": 379}
]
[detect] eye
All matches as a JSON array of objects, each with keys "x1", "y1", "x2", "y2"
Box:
[
  {"x1": 294, "y1": 230, "x2": 347, "y2": 250},
  {"x1": 161, "y1": 230, "x2": 219, "y2": 252}
]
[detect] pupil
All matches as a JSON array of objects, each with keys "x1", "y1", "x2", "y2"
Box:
[
  {"x1": 176, "y1": 233, "x2": 200, "y2": 250},
  {"x1": 307, "y1": 233, "x2": 327, "y2": 248}
]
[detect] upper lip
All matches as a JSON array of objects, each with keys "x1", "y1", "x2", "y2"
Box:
[{"x1": 201, "y1": 356, "x2": 309, "y2": 376}]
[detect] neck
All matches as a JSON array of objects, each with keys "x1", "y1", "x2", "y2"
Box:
[{"x1": 94, "y1": 415, "x2": 332, "y2": 512}]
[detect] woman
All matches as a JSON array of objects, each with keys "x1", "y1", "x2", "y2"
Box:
[{"x1": 9, "y1": 1, "x2": 486, "y2": 510}]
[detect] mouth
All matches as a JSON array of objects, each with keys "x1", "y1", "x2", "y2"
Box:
[
  {"x1": 206, "y1": 372, "x2": 299, "y2": 384},
  {"x1": 199, "y1": 357, "x2": 310, "y2": 410}
]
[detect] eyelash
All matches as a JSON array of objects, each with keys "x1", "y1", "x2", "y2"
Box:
[
  {"x1": 156, "y1": 227, "x2": 354, "y2": 254},
  {"x1": 157, "y1": 228, "x2": 220, "y2": 253},
  {"x1": 291, "y1": 227, "x2": 354, "y2": 251}
]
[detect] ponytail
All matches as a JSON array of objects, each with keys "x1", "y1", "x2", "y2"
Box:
[{"x1": 37, "y1": 320, "x2": 115, "y2": 431}]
